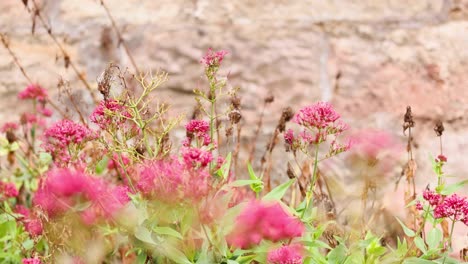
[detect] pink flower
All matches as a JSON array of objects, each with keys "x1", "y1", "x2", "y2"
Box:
[
  {"x1": 18, "y1": 84, "x2": 48, "y2": 102},
  {"x1": 182, "y1": 147, "x2": 213, "y2": 168},
  {"x1": 293, "y1": 102, "x2": 340, "y2": 129},
  {"x1": 136, "y1": 158, "x2": 210, "y2": 202},
  {"x1": 267, "y1": 244, "x2": 304, "y2": 264},
  {"x1": 415, "y1": 201, "x2": 423, "y2": 211},
  {"x1": 435, "y1": 154, "x2": 447, "y2": 163},
  {"x1": 1, "y1": 182, "x2": 19, "y2": 198},
  {"x1": 227, "y1": 200, "x2": 304, "y2": 249},
  {"x1": 42, "y1": 120, "x2": 93, "y2": 165},
  {"x1": 33, "y1": 168, "x2": 129, "y2": 222},
  {"x1": 107, "y1": 153, "x2": 130, "y2": 176},
  {"x1": 24, "y1": 218, "x2": 43, "y2": 237},
  {"x1": 201, "y1": 48, "x2": 228, "y2": 67},
  {"x1": 22, "y1": 258, "x2": 41, "y2": 264},
  {"x1": 284, "y1": 129, "x2": 295, "y2": 145},
  {"x1": 37, "y1": 106, "x2": 53, "y2": 117},
  {"x1": 349, "y1": 130, "x2": 401, "y2": 161},
  {"x1": 15, "y1": 205, "x2": 30, "y2": 219},
  {"x1": 1, "y1": 122, "x2": 19, "y2": 133},
  {"x1": 423, "y1": 190, "x2": 442, "y2": 206},
  {"x1": 433, "y1": 194, "x2": 468, "y2": 225},
  {"x1": 90, "y1": 99, "x2": 132, "y2": 130}
]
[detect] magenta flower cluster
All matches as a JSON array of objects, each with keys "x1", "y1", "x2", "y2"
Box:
[
  {"x1": 90, "y1": 99, "x2": 132, "y2": 130},
  {"x1": 22, "y1": 258, "x2": 41, "y2": 264},
  {"x1": 0, "y1": 181, "x2": 18, "y2": 199},
  {"x1": 33, "y1": 168, "x2": 129, "y2": 224},
  {"x1": 136, "y1": 157, "x2": 210, "y2": 203},
  {"x1": 15, "y1": 205, "x2": 43, "y2": 237},
  {"x1": 18, "y1": 84, "x2": 48, "y2": 102},
  {"x1": 200, "y1": 48, "x2": 228, "y2": 68},
  {"x1": 284, "y1": 102, "x2": 350, "y2": 155},
  {"x1": 42, "y1": 120, "x2": 93, "y2": 165},
  {"x1": 227, "y1": 200, "x2": 304, "y2": 249},
  {"x1": 419, "y1": 190, "x2": 468, "y2": 225},
  {"x1": 267, "y1": 244, "x2": 304, "y2": 264}
]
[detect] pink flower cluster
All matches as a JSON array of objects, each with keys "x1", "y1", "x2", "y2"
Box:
[
  {"x1": 22, "y1": 258, "x2": 41, "y2": 264},
  {"x1": 42, "y1": 120, "x2": 93, "y2": 165},
  {"x1": 15, "y1": 205, "x2": 43, "y2": 237},
  {"x1": 184, "y1": 119, "x2": 211, "y2": 146},
  {"x1": 433, "y1": 194, "x2": 468, "y2": 225},
  {"x1": 1, "y1": 122, "x2": 19, "y2": 133},
  {"x1": 293, "y1": 102, "x2": 340, "y2": 129},
  {"x1": 136, "y1": 157, "x2": 210, "y2": 202},
  {"x1": 267, "y1": 244, "x2": 304, "y2": 264},
  {"x1": 419, "y1": 190, "x2": 468, "y2": 225},
  {"x1": 201, "y1": 48, "x2": 228, "y2": 68},
  {"x1": 227, "y1": 200, "x2": 304, "y2": 249},
  {"x1": 182, "y1": 147, "x2": 213, "y2": 168},
  {"x1": 0, "y1": 182, "x2": 18, "y2": 198},
  {"x1": 33, "y1": 168, "x2": 129, "y2": 224},
  {"x1": 90, "y1": 99, "x2": 132, "y2": 130},
  {"x1": 284, "y1": 102, "x2": 350, "y2": 156},
  {"x1": 349, "y1": 130, "x2": 401, "y2": 161},
  {"x1": 18, "y1": 84, "x2": 48, "y2": 102}
]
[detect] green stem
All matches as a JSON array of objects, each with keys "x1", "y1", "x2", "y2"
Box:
[{"x1": 301, "y1": 141, "x2": 320, "y2": 219}]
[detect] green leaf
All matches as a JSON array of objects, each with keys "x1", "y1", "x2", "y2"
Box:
[
  {"x1": 426, "y1": 228, "x2": 442, "y2": 250},
  {"x1": 228, "y1": 179, "x2": 262, "y2": 187},
  {"x1": 22, "y1": 239, "x2": 34, "y2": 250},
  {"x1": 263, "y1": 179, "x2": 295, "y2": 202},
  {"x1": 439, "y1": 179, "x2": 468, "y2": 195},
  {"x1": 327, "y1": 243, "x2": 347, "y2": 264},
  {"x1": 413, "y1": 236, "x2": 427, "y2": 254},
  {"x1": 395, "y1": 217, "x2": 415, "y2": 237},
  {"x1": 303, "y1": 240, "x2": 332, "y2": 249},
  {"x1": 136, "y1": 252, "x2": 147, "y2": 264},
  {"x1": 247, "y1": 163, "x2": 263, "y2": 193},
  {"x1": 153, "y1": 226, "x2": 183, "y2": 240},
  {"x1": 216, "y1": 152, "x2": 232, "y2": 179},
  {"x1": 135, "y1": 226, "x2": 157, "y2": 245},
  {"x1": 160, "y1": 244, "x2": 192, "y2": 264},
  {"x1": 403, "y1": 257, "x2": 436, "y2": 264},
  {"x1": 95, "y1": 156, "x2": 109, "y2": 175}
]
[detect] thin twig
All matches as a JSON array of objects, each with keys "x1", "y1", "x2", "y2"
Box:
[
  {"x1": 26, "y1": 0, "x2": 99, "y2": 104},
  {"x1": 99, "y1": 0, "x2": 140, "y2": 75}
]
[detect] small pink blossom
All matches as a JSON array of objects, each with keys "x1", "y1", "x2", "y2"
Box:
[
  {"x1": 435, "y1": 154, "x2": 447, "y2": 163},
  {"x1": 33, "y1": 168, "x2": 129, "y2": 222},
  {"x1": 433, "y1": 193, "x2": 468, "y2": 225},
  {"x1": 284, "y1": 129, "x2": 295, "y2": 145},
  {"x1": 24, "y1": 218, "x2": 43, "y2": 237},
  {"x1": 182, "y1": 147, "x2": 213, "y2": 168},
  {"x1": 136, "y1": 158, "x2": 210, "y2": 202},
  {"x1": 227, "y1": 200, "x2": 304, "y2": 249},
  {"x1": 1, "y1": 182, "x2": 19, "y2": 198},
  {"x1": 37, "y1": 106, "x2": 53, "y2": 117},
  {"x1": 1, "y1": 122, "x2": 19, "y2": 133},
  {"x1": 90, "y1": 99, "x2": 132, "y2": 130},
  {"x1": 18, "y1": 84, "x2": 48, "y2": 102},
  {"x1": 267, "y1": 244, "x2": 304, "y2": 264},
  {"x1": 423, "y1": 189, "x2": 442, "y2": 206},
  {"x1": 22, "y1": 258, "x2": 41, "y2": 264},
  {"x1": 293, "y1": 102, "x2": 340, "y2": 129},
  {"x1": 201, "y1": 48, "x2": 228, "y2": 67},
  {"x1": 15, "y1": 205, "x2": 30, "y2": 219}
]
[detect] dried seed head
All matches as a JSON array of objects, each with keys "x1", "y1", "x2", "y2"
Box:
[
  {"x1": 286, "y1": 163, "x2": 296, "y2": 179},
  {"x1": 225, "y1": 126, "x2": 233, "y2": 138},
  {"x1": 434, "y1": 120, "x2": 444, "y2": 137},
  {"x1": 97, "y1": 64, "x2": 117, "y2": 100},
  {"x1": 277, "y1": 107, "x2": 294, "y2": 132},
  {"x1": 6, "y1": 131, "x2": 16, "y2": 144},
  {"x1": 228, "y1": 109, "x2": 242, "y2": 124},
  {"x1": 264, "y1": 94, "x2": 274, "y2": 104},
  {"x1": 230, "y1": 95, "x2": 241, "y2": 109},
  {"x1": 403, "y1": 106, "x2": 415, "y2": 135}
]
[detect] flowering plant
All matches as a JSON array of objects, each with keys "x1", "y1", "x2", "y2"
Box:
[{"x1": 0, "y1": 49, "x2": 466, "y2": 264}]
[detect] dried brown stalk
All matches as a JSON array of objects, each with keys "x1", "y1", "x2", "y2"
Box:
[
  {"x1": 99, "y1": 0, "x2": 140, "y2": 75},
  {"x1": 25, "y1": 0, "x2": 99, "y2": 104}
]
